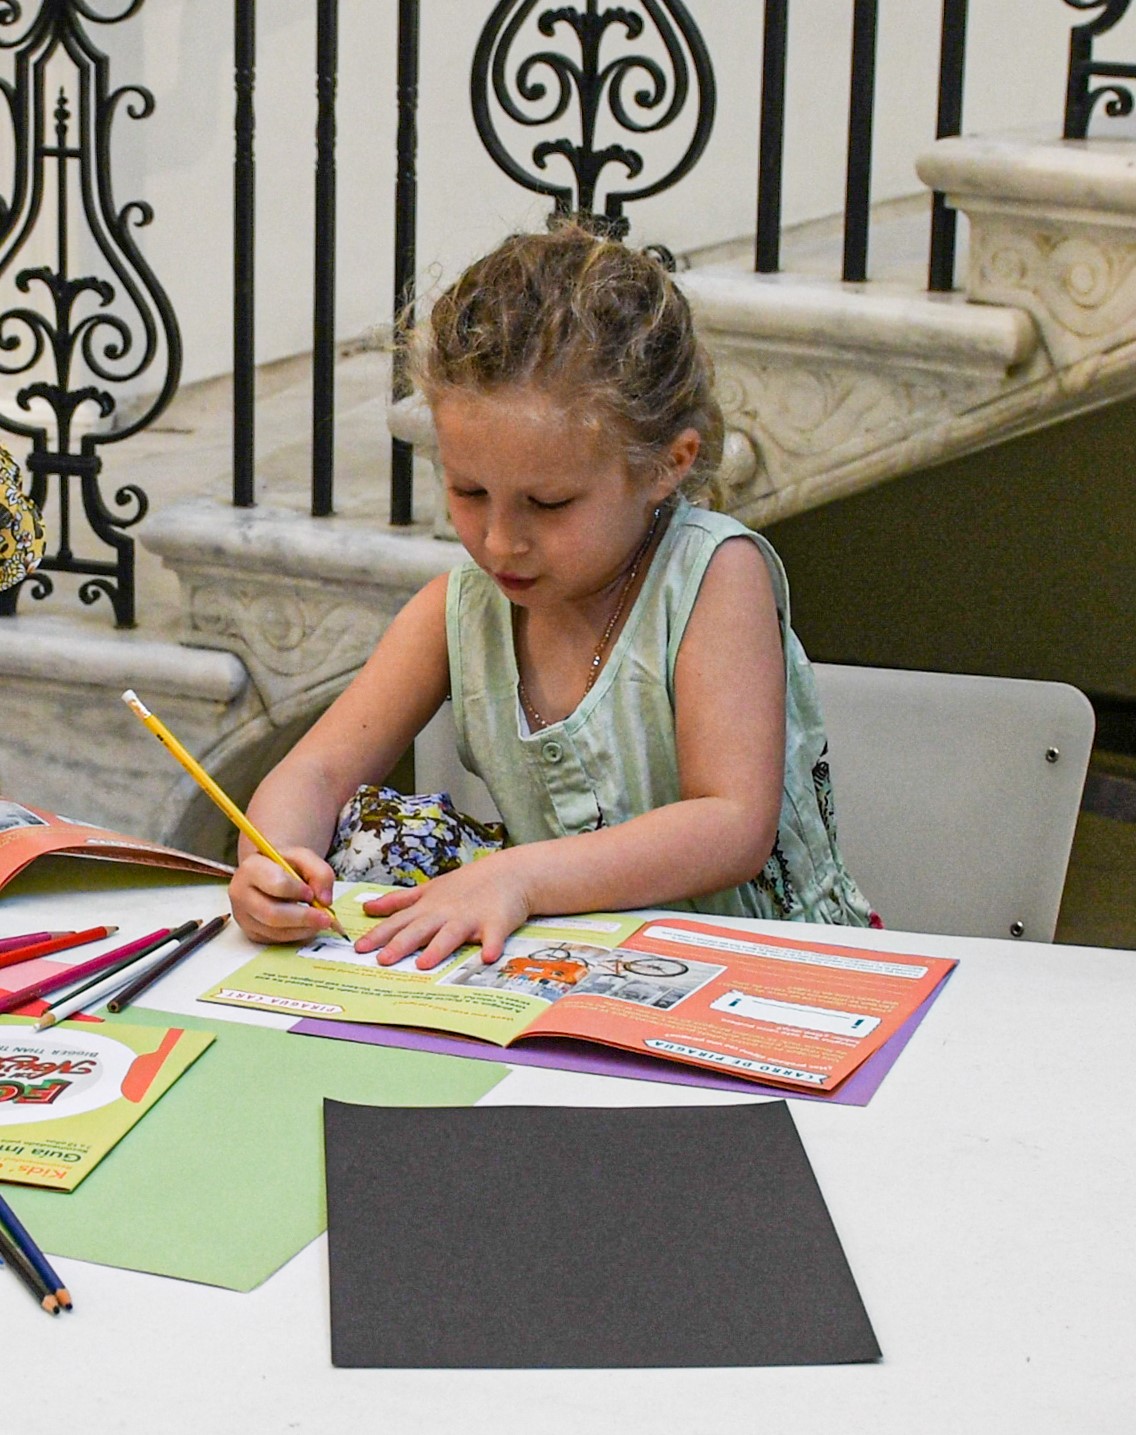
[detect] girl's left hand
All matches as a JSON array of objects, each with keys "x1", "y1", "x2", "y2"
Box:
[{"x1": 355, "y1": 851, "x2": 532, "y2": 969}]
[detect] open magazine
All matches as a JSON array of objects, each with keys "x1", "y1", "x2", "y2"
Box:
[
  {"x1": 203, "y1": 884, "x2": 957, "y2": 1094},
  {"x1": 0, "y1": 798, "x2": 234, "y2": 892}
]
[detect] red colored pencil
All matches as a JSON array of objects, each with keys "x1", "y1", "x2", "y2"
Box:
[
  {"x1": 0, "y1": 926, "x2": 119, "y2": 972},
  {"x1": 0, "y1": 928, "x2": 158, "y2": 1016},
  {"x1": 0, "y1": 932, "x2": 74, "y2": 957}
]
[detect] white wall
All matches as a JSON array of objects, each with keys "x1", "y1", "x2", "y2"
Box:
[{"x1": 4, "y1": 1, "x2": 1099, "y2": 390}]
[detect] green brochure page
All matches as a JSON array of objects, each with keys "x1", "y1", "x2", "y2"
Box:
[
  {"x1": 200, "y1": 886, "x2": 647, "y2": 1044},
  {"x1": 0, "y1": 1015, "x2": 213, "y2": 1191},
  {"x1": 7, "y1": 1007, "x2": 505, "y2": 1291}
]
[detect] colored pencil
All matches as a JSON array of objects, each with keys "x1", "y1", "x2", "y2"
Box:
[
  {"x1": 0, "y1": 930, "x2": 162, "y2": 1016},
  {"x1": 0, "y1": 1220, "x2": 59, "y2": 1315},
  {"x1": 0, "y1": 1190, "x2": 70, "y2": 1310},
  {"x1": 0, "y1": 932, "x2": 73, "y2": 957},
  {"x1": 107, "y1": 913, "x2": 230, "y2": 1014},
  {"x1": 121, "y1": 689, "x2": 348, "y2": 938},
  {"x1": 33, "y1": 921, "x2": 202, "y2": 1031},
  {"x1": 0, "y1": 925, "x2": 120, "y2": 972}
]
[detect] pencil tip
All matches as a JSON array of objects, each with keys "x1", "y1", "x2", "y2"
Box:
[
  {"x1": 33, "y1": 1015, "x2": 56, "y2": 1032},
  {"x1": 57, "y1": 1288, "x2": 73, "y2": 1310}
]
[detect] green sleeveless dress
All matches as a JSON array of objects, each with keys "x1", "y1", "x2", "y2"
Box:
[{"x1": 444, "y1": 497, "x2": 874, "y2": 926}]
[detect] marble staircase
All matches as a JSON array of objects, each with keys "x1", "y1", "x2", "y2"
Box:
[{"x1": 4, "y1": 131, "x2": 1136, "y2": 856}]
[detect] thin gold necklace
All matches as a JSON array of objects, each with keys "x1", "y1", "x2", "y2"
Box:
[{"x1": 517, "y1": 506, "x2": 661, "y2": 732}]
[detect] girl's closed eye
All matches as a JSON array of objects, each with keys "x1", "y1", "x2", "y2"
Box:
[
  {"x1": 448, "y1": 485, "x2": 486, "y2": 502},
  {"x1": 529, "y1": 494, "x2": 573, "y2": 511}
]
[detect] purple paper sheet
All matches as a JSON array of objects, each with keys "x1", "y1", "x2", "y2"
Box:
[{"x1": 292, "y1": 974, "x2": 951, "y2": 1105}]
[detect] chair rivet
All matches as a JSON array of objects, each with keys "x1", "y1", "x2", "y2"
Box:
[
  {"x1": 1010, "y1": 921, "x2": 1025, "y2": 938},
  {"x1": 1045, "y1": 747, "x2": 1060, "y2": 763}
]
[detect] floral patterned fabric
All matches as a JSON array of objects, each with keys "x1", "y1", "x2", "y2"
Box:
[
  {"x1": 328, "y1": 785, "x2": 505, "y2": 885},
  {"x1": 0, "y1": 446, "x2": 46, "y2": 594}
]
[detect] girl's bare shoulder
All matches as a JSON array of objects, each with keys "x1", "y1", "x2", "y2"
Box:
[{"x1": 689, "y1": 531, "x2": 778, "y2": 626}]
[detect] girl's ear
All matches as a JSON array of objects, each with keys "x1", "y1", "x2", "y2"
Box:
[{"x1": 653, "y1": 427, "x2": 701, "y2": 502}]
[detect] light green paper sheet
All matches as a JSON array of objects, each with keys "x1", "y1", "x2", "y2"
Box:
[{"x1": 7, "y1": 1007, "x2": 505, "y2": 1291}]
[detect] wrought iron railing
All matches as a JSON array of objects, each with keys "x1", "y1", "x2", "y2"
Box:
[
  {"x1": 230, "y1": 0, "x2": 342, "y2": 523},
  {"x1": 1064, "y1": 0, "x2": 1136, "y2": 137},
  {"x1": 2, "y1": 3, "x2": 1104, "y2": 626},
  {"x1": 470, "y1": 0, "x2": 715, "y2": 242},
  {"x1": 0, "y1": 0, "x2": 181, "y2": 628},
  {"x1": 387, "y1": 0, "x2": 973, "y2": 523},
  {"x1": 757, "y1": 0, "x2": 970, "y2": 290},
  {"x1": 239, "y1": 0, "x2": 1108, "y2": 532}
]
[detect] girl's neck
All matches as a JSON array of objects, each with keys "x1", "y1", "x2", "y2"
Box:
[{"x1": 514, "y1": 503, "x2": 671, "y2": 730}]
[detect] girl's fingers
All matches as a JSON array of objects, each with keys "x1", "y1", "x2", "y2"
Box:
[
  {"x1": 356, "y1": 888, "x2": 425, "y2": 951},
  {"x1": 415, "y1": 928, "x2": 468, "y2": 970},
  {"x1": 369, "y1": 912, "x2": 469, "y2": 969},
  {"x1": 245, "y1": 904, "x2": 328, "y2": 944},
  {"x1": 479, "y1": 932, "x2": 508, "y2": 965},
  {"x1": 361, "y1": 886, "x2": 421, "y2": 914}
]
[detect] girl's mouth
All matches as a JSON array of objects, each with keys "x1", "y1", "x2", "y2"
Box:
[{"x1": 494, "y1": 572, "x2": 537, "y2": 593}]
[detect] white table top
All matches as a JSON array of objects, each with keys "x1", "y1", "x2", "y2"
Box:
[{"x1": 2, "y1": 863, "x2": 1133, "y2": 1434}]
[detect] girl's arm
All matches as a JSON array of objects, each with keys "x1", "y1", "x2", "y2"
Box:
[
  {"x1": 229, "y1": 573, "x2": 452, "y2": 943},
  {"x1": 359, "y1": 537, "x2": 785, "y2": 966}
]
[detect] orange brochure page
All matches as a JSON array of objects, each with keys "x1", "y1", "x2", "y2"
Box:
[
  {"x1": 0, "y1": 797, "x2": 233, "y2": 892},
  {"x1": 519, "y1": 917, "x2": 957, "y2": 1093}
]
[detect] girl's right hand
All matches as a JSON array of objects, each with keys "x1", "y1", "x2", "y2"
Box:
[{"x1": 228, "y1": 847, "x2": 338, "y2": 945}]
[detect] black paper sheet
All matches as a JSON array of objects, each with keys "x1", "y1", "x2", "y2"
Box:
[{"x1": 323, "y1": 1098, "x2": 880, "y2": 1369}]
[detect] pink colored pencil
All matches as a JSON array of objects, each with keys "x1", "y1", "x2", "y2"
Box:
[
  {"x1": 0, "y1": 932, "x2": 74, "y2": 957},
  {"x1": 0, "y1": 928, "x2": 167, "y2": 1016}
]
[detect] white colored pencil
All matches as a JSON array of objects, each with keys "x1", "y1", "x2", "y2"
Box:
[{"x1": 32, "y1": 941, "x2": 188, "y2": 1031}]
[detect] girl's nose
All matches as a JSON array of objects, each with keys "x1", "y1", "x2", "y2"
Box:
[{"x1": 484, "y1": 512, "x2": 528, "y2": 560}]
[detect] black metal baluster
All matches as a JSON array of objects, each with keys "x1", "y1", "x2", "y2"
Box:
[
  {"x1": 1065, "y1": 14, "x2": 1094, "y2": 138},
  {"x1": 312, "y1": 0, "x2": 338, "y2": 517},
  {"x1": 390, "y1": 0, "x2": 419, "y2": 528},
  {"x1": 842, "y1": 0, "x2": 878, "y2": 283},
  {"x1": 233, "y1": 0, "x2": 256, "y2": 507},
  {"x1": 755, "y1": 0, "x2": 789, "y2": 274},
  {"x1": 928, "y1": 0, "x2": 968, "y2": 293}
]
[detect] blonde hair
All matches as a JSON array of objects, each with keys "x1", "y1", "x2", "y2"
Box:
[{"x1": 408, "y1": 224, "x2": 723, "y2": 492}]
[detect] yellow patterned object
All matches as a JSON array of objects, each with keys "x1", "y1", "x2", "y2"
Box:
[{"x1": 0, "y1": 446, "x2": 46, "y2": 593}]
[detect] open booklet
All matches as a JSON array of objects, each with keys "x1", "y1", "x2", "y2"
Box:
[
  {"x1": 0, "y1": 798, "x2": 234, "y2": 893},
  {"x1": 202, "y1": 885, "x2": 957, "y2": 1094}
]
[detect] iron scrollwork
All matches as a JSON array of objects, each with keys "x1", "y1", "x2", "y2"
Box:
[
  {"x1": 471, "y1": 0, "x2": 715, "y2": 242},
  {"x1": 0, "y1": 0, "x2": 181, "y2": 627},
  {"x1": 1064, "y1": 0, "x2": 1136, "y2": 139}
]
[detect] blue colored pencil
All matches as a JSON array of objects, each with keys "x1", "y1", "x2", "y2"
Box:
[
  {"x1": 0, "y1": 1217, "x2": 59, "y2": 1314},
  {"x1": 0, "y1": 1189, "x2": 70, "y2": 1310}
]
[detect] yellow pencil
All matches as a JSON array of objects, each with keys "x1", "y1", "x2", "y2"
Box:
[{"x1": 121, "y1": 689, "x2": 348, "y2": 939}]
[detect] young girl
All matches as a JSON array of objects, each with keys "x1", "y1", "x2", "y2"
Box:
[{"x1": 229, "y1": 225, "x2": 873, "y2": 966}]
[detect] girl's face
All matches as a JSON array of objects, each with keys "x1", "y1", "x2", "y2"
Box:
[{"x1": 434, "y1": 386, "x2": 695, "y2": 613}]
